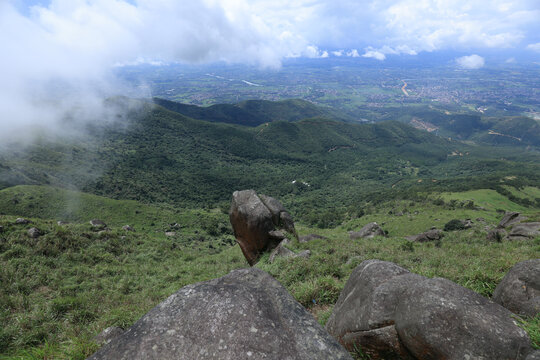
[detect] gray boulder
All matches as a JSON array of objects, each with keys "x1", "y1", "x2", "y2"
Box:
[
  {"x1": 27, "y1": 227, "x2": 42, "y2": 238},
  {"x1": 230, "y1": 190, "x2": 296, "y2": 265},
  {"x1": 499, "y1": 212, "x2": 527, "y2": 228},
  {"x1": 349, "y1": 222, "x2": 385, "y2": 239},
  {"x1": 395, "y1": 277, "x2": 532, "y2": 359},
  {"x1": 269, "y1": 239, "x2": 295, "y2": 263},
  {"x1": 326, "y1": 260, "x2": 424, "y2": 359},
  {"x1": 326, "y1": 260, "x2": 534, "y2": 360},
  {"x1": 90, "y1": 219, "x2": 107, "y2": 228},
  {"x1": 88, "y1": 268, "x2": 352, "y2": 360},
  {"x1": 493, "y1": 259, "x2": 540, "y2": 317},
  {"x1": 122, "y1": 225, "x2": 134, "y2": 232},
  {"x1": 526, "y1": 350, "x2": 540, "y2": 360},
  {"x1": 405, "y1": 229, "x2": 443, "y2": 242},
  {"x1": 508, "y1": 222, "x2": 540, "y2": 240},
  {"x1": 15, "y1": 218, "x2": 31, "y2": 224}
]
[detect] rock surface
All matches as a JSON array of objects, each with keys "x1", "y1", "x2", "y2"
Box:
[
  {"x1": 88, "y1": 268, "x2": 352, "y2": 360},
  {"x1": 493, "y1": 259, "x2": 540, "y2": 317},
  {"x1": 15, "y1": 218, "x2": 31, "y2": 224},
  {"x1": 326, "y1": 260, "x2": 534, "y2": 360},
  {"x1": 349, "y1": 222, "x2": 385, "y2": 239},
  {"x1": 498, "y1": 212, "x2": 527, "y2": 228},
  {"x1": 405, "y1": 229, "x2": 443, "y2": 242},
  {"x1": 27, "y1": 227, "x2": 42, "y2": 238},
  {"x1": 268, "y1": 239, "x2": 295, "y2": 263},
  {"x1": 230, "y1": 190, "x2": 296, "y2": 265},
  {"x1": 508, "y1": 222, "x2": 540, "y2": 240},
  {"x1": 94, "y1": 327, "x2": 124, "y2": 346}
]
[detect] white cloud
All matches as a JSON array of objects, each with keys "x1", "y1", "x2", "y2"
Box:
[
  {"x1": 2, "y1": 0, "x2": 540, "y2": 141},
  {"x1": 347, "y1": 49, "x2": 360, "y2": 58},
  {"x1": 527, "y1": 42, "x2": 540, "y2": 52},
  {"x1": 362, "y1": 50, "x2": 385, "y2": 61},
  {"x1": 456, "y1": 54, "x2": 485, "y2": 69},
  {"x1": 0, "y1": 0, "x2": 309, "y2": 141},
  {"x1": 304, "y1": 45, "x2": 329, "y2": 58}
]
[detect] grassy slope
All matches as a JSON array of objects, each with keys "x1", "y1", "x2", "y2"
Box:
[{"x1": 0, "y1": 185, "x2": 538, "y2": 359}]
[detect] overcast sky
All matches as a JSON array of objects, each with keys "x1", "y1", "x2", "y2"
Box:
[{"x1": 2, "y1": 0, "x2": 540, "y2": 138}]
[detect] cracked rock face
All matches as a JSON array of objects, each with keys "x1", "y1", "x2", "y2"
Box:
[
  {"x1": 229, "y1": 190, "x2": 295, "y2": 265},
  {"x1": 87, "y1": 268, "x2": 352, "y2": 360},
  {"x1": 326, "y1": 260, "x2": 534, "y2": 360},
  {"x1": 493, "y1": 259, "x2": 540, "y2": 317}
]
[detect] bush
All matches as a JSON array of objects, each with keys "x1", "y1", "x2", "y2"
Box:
[{"x1": 444, "y1": 219, "x2": 466, "y2": 231}]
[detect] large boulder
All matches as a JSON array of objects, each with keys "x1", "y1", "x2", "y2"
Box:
[
  {"x1": 88, "y1": 268, "x2": 352, "y2": 360},
  {"x1": 405, "y1": 228, "x2": 443, "y2": 242},
  {"x1": 508, "y1": 222, "x2": 540, "y2": 240},
  {"x1": 326, "y1": 260, "x2": 423, "y2": 359},
  {"x1": 349, "y1": 222, "x2": 385, "y2": 239},
  {"x1": 493, "y1": 259, "x2": 540, "y2": 317},
  {"x1": 395, "y1": 277, "x2": 531, "y2": 359},
  {"x1": 326, "y1": 260, "x2": 534, "y2": 360},
  {"x1": 230, "y1": 190, "x2": 296, "y2": 265}
]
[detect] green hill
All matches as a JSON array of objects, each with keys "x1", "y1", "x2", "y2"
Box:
[
  {"x1": 1, "y1": 99, "x2": 539, "y2": 226},
  {"x1": 152, "y1": 97, "x2": 353, "y2": 126}
]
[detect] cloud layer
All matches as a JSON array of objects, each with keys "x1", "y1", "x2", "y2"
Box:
[{"x1": 1, "y1": 0, "x2": 540, "y2": 141}]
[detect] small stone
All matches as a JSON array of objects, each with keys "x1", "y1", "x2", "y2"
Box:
[
  {"x1": 15, "y1": 218, "x2": 31, "y2": 224},
  {"x1": 165, "y1": 232, "x2": 176, "y2": 237},
  {"x1": 28, "y1": 227, "x2": 42, "y2": 238},
  {"x1": 90, "y1": 219, "x2": 107, "y2": 227},
  {"x1": 57, "y1": 221, "x2": 69, "y2": 226},
  {"x1": 122, "y1": 225, "x2": 134, "y2": 232}
]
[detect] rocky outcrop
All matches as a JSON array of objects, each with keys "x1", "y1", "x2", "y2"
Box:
[
  {"x1": 508, "y1": 222, "x2": 540, "y2": 240},
  {"x1": 299, "y1": 234, "x2": 327, "y2": 243},
  {"x1": 230, "y1": 190, "x2": 296, "y2": 265},
  {"x1": 326, "y1": 260, "x2": 534, "y2": 360},
  {"x1": 405, "y1": 228, "x2": 443, "y2": 242},
  {"x1": 493, "y1": 259, "x2": 540, "y2": 317},
  {"x1": 349, "y1": 222, "x2": 385, "y2": 239},
  {"x1": 498, "y1": 212, "x2": 527, "y2": 228},
  {"x1": 88, "y1": 268, "x2": 352, "y2": 360}
]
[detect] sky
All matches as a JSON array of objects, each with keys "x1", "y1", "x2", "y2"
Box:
[{"x1": 1, "y1": 0, "x2": 540, "y2": 139}]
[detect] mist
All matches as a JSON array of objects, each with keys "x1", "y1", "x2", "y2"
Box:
[{"x1": 0, "y1": 0, "x2": 306, "y2": 143}]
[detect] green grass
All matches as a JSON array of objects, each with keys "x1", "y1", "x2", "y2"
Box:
[
  {"x1": 439, "y1": 189, "x2": 531, "y2": 213},
  {"x1": 0, "y1": 186, "x2": 538, "y2": 358}
]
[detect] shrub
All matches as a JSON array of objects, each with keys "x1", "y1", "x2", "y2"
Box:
[{"x1": 444, "y1": 219, "x2": 466, "y2": 231}]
